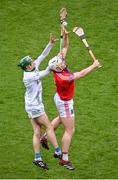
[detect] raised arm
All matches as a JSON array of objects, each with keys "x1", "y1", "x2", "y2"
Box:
[
  {"x1": 38, "y1": 66, "x2": 51, "y2": 79},
  {"x1": 28, "y1": 67, "x2": 51, "y2": 82},
  {"x1": 61, "y1": 25, "x2": 69, "y2": 60},
  {"x1": 34, "y1": 33, "x2": 58, "y2": 68},
  {"x1": 73, "y1": 59, "x2": 100, "y2": 80}
]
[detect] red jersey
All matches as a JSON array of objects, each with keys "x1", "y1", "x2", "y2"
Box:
[{"x1": 53, "y1": 68, "x2": 75, "y2": 100}]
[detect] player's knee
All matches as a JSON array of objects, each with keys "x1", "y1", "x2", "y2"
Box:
[
  {"x1": 72, "y1": 126, "x2": 75, "y2": 135},
  {"x1": 70, "y1": 127, "x2": 75, "y2": 136},
  {"x1": 46, "y1": 123, "x2": 53, "y2": 131},
  {"x1": 34, "y1": 129, "x2": 40, "y2": 138},
  {"x1": 50, "y1": 123, "x2": 55, "y2": 130},
  {"x1": 67, "y1": 127, "x2": 75, "y2": 136}
]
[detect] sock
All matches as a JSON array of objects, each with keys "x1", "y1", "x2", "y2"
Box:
[
  {"x1": 35, "y1": 153, "x2": 42, "y2": 161},
  {"x1": 55, "y1": 147, "x2": 61, "y2": 154},
  {"x1": 62, "y1": 152, "x2": 68, "y2": 161}
]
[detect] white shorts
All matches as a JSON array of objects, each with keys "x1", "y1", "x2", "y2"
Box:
[
  {"x1": 54, "y1": 93, "x2": 74, "y2": 118},
  {"x1": 25, "y1": 103, "x2": 45, "y2": 119}
]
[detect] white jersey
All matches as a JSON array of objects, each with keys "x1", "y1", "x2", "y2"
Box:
[{"x1": 23, "y1": 42, "x2": 52, "y2": 110}]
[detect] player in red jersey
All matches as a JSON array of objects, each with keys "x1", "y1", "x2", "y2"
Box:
[{"x1": 41, "y1": 25, "x2": 101, "y2": 170}]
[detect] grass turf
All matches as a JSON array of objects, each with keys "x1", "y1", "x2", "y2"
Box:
[{"x1": 0, "y1": 0, "x2": 118, "y2": 178}]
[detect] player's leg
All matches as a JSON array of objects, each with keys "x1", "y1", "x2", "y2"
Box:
[
  {"x1": 59, "y1": 116, "x2": 75, "y2": 170},
  {"x1": 31, "y1": 119, "x2": 41, "y2": 156},
  {"x1": 51, "y1": 116, "x2": 62, "y2": 130},
  {"x1": 31, "y1": 119, "x2": 48, "y2": 170},
  {"x1": 41, "y1": 116, "x2": 61, "y2": 136},
  {"x1": 61, "y1": 117, "x2": 75, "y2": 153},
  {"x1": 54, "y1": 93, "x2": 75, "y2": 170},
  {"x1": 54, "y1": 93, "x2": 75, "y2": 150},
  {"x1": 36, "y1": 113, "x2": 61, "y2": 157},
  {"x1": 40, "y1": 116, "x2": 61, "y2": 151}
]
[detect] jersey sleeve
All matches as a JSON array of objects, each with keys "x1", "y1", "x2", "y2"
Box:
[
  {"x1": 34, "y1": 42, "x2": 53, "y2": 68},
  {"x1": 24, "y1": 67, "x2": 51, "y2": 84},
  {"x1": 68, "y1": 74, "x2": 75, "y2": 81},
  {"x1": 32, "y1": 67, "x2": 50, "y2": 81}
]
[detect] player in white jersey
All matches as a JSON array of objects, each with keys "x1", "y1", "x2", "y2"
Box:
[{"x1": 18, "y1": 33, "x2": 61, "y2": 170}]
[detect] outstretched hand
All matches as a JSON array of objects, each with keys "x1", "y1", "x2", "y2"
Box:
[
  {"x1": 93, "y1": 59, "x2": 102, "y2": 68},
  {"x1": 50, "y1": 32, "x2": 59, "y2": 43}
]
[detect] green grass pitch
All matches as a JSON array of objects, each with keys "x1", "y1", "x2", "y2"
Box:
[{"x1": 0, "y1": 0, "x2": 118, "y2": 179}]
